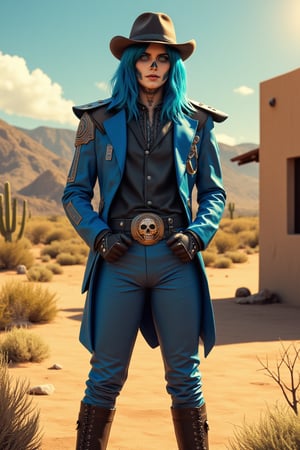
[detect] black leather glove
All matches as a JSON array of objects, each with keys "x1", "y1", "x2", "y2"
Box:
[
  {"x1": 167, "y1": 231, "x2": 201, "y2": 263},
  {"x1": 95, "y1": 232, "x2": 132, "y2": 263}
]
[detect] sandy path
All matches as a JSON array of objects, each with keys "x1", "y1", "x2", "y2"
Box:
[{"x1": 1, "y1": 252, "x2": 299, "y2": 449}]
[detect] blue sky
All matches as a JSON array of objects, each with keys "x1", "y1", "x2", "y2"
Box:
[{"x1": 0, "y1": 0, "x2": 299, "y2": 145}]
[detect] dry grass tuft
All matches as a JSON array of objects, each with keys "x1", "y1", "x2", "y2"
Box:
[
  {"x1": 227, "y1": 404, "x2": 300, "y2": 450},
  {"x1": 0, "y1": 280, "x2": 58, "y2": 329},
  {"x1": 0, "y1": 355, "x2": 43, "y2": 449},
  {"x1": 0, "y1": 327, "x2": 50, "y2": 363}
]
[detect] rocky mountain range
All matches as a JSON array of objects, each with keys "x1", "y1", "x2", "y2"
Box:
[{"x1": 0, "y1": 118, "x2": 259, "y2": 217}]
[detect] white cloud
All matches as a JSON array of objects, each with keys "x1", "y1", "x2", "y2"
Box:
[
  {"x1": 95, "y1": 81, "x2": 110, "y2": 94},
  {"x1": 0, "y1": 51, "x2": 77, "y2": 126},
  {"x1": 233, "y1": 85, "x2": 254, "y2": 96},
  {"x1": 215, "y1": 133, "x2": 237, "y2": 146}
]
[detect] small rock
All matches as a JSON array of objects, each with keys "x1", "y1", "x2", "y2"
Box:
[
  {"x1": 235, "y1": 288, "x2": 281, "y2": 305},
  {"x1": 28, "y1": 384, "x2": 55, "y2": 395},
  {"x1": 16, "y1": 264, "x2": 27, "y2": 274},
  {"x1": 235, "y1": 287, "x2": 251, "y2": 297},
  {"x1": 48, "y1": 363, "x2": 63, "y2": 370}
]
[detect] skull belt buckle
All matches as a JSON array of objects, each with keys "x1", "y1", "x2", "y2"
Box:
[{"x1": 131, "y1": 213, "x2": 164, "y2": 245}]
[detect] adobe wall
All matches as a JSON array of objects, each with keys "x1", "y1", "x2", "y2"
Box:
[{"x1": 259, "y1": 68, "x2": 300, "y2": 306}]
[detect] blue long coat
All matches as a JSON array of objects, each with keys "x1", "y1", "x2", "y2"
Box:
[{"x1": 62, "y1": 100, "x2": 226, "y2": 357}]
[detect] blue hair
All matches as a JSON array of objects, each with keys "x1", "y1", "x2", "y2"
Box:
[{"x1": 109, "y1": 44, "x2": 194, "y2": 122}]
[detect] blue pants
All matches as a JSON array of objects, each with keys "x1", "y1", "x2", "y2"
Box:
[{"x1": 83, "y1": 240, "x2": 204, "y2": 409}]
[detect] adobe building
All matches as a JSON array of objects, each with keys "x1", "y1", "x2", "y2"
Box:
[
  {"x1": 232, "y1": 68, "x2": 300, "y2": 306},
  {"x1": 259, "y1": 67, "x2": 300, "y2": 307}
]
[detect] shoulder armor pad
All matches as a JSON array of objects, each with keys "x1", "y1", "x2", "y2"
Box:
[
  {"x1": 73, "y1": 98, "x2": 112, "y2": 119},
  {"x1": 190, "y1": 100, "x2": 228, "y2": 123}
]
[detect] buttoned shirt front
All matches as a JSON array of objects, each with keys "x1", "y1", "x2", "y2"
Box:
[{"x1": 109, "y1": 104, "x2": 185, "y2": 220}]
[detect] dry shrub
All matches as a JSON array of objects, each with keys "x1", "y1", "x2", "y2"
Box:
[
  {"x1": 41, "y1": 238, "x2": 88, "y2": 261},
  {"x1": 201, "y1": 250, "x2": 217, "y2": 267},
  {"x1": 225, "y1": 251, "x2": 248, "y2": 264},
  {"x1": 56, "y1": 252, "x2": 85, "y2": 265},
  {"x1": 0, "y1": 355, "x2": 43, "y2": 449},
  {"x1": 46, "y1": 263, "x2": 63, "y2": 275},
  {"x1": 26, "y1": 265, "x2": 53, "y2": 282},
  {"x1": 212, "y1": 216, "x2": 259, "y2": 256},
  {"x1": 40, "y1": 253, "x2": 51, "y2": 263},
  {"x1": 221, "y1": 217, "x2": 259, "y2": 234},
  {"x1": 238, "y1": 230, "x2": 259, "y2": 249},
  {"x1": 213, "y1": 230, "x2": 238, "y2": 253},
  {"x1": 0, "y1": 239, "x2": 35, "y2": 270},
  {"x1": 40, "y1": 240, "x2": 62, "y2": 258},
  {"x1": 43, "y1": 228, "x2": 74, "y2": 244},
  {"x1": 227, "y1": 404, "x2": 300, "y2": 450},
  {"x1": 0, "y1": 280, "x2": 57, "y2": 329},
  {"x1": 25, "y1": 220, "x2": 53, "y2": 245},
  {"x1": 245, "y1": 247, "x2": 256, "y2": 255},
  {"x1": 63, "y1": 239, "x2": 89, "y2": 258},
  {"x1": 213, "y1": 256, "x2": 232, "y2": 269},
  {"x1": 218, "y1": 217, "x2": 232, "y2": 230},
  {"x1": 25, "y1": 216, "x2": 78, "y2": 245},
  {"x1": 0, "y1": 328, "x2": 50, "y2": 363}
]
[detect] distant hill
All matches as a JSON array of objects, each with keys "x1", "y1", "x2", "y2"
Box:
[
  {"x1": 0, "y1": 119, "x2": 72, "y2": 215},
  {"x1": 0, "y1": 118, "x2": 258, "y2": 217},
  {"x1": 19, "y1": 169, "x2": 67, "y2": 204},
  {"x1": 17, "y1": 125, "x2": 75, "y2": 161}
]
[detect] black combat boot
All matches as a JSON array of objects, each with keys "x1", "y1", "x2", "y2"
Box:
[
  {"x1": 171, "y1": 404, "x2": 209, "y2": 450},
  {"x1": 75, "y1": 402, "x2": 115, "y2": 450}
]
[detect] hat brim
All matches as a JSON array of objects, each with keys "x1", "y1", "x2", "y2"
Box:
[{"x1": 110, "y1": 36, "x2": 196, "y2": 61}]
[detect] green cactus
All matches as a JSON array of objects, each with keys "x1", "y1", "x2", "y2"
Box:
[
  {"x1": 228, "y1": 201, "x2": 235, "y2": 220},
  {"x1": 0, "y1": 181, "x2": 27, "y2": 242}
]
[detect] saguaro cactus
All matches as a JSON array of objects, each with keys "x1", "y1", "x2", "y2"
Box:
[
  {"x1": 228, "y1": 201, "x2": 235, "y2": 219},
  {"x1": 0, "y1": 181, "x2": 27, "y2": 242}
]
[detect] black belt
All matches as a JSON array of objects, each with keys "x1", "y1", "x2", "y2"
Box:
[{"x1": 109, "y1": 213, "x2": 186, "y2": 245}]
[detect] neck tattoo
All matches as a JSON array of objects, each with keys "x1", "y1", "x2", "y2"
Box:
[
  {"x1": 146, "y1": 92, "x2": 155, "y2": 107},
  {"x1": 142, "y1": 87, "x2": 160, "y2": 107}
]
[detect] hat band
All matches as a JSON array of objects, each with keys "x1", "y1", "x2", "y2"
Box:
[{"x1": 130, "y1": 33, "x2": 176, "y2": 44}]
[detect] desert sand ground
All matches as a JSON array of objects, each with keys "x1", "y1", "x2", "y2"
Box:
[{"x1": 1, "y1": 252, "x2": 300, "y2": 449}]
